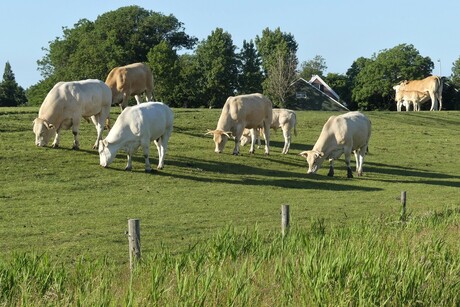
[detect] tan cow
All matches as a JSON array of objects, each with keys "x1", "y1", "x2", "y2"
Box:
[
  {"x1": 33, "y1": 79, "x2": 112, "y2": 150},
  {"x1": 299, "y1": 111, "x2": 371, "y2": 178},
  {"x1": 394, "y1": 76, "x2": 443, "y2": 111},
  {"x1": 105, "y1": 62, "x2": 154, "y2": 110},
  {"x1": 240, "y1": 108, "x2": 297, "y2": 154},
  {"x1": 393, "y1": 86, "x2": 430, "y2": 111},
  {"x1": 206, "y1": 93, "x2": 272, "y2": 155}
]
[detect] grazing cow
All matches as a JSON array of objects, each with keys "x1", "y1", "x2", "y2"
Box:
[
  {"x1": 105, "y1": 62, "x2": 154, "y2": 110},
  {"x1": 240, "y1": 108, "x2": 297, "y2": 154},
  {"x1": 394, "y1": 76, "x2": 443, "y2": 111},
  {"x1": 98, "y1": 102, "x2": 173, "y2": 172},
  {"x1": 393, "y1": 86, "x2": 430, "y2": 112},
  {"x1": 299, "y1": 111, "x2": 371, "y2": 178},
  {"x1": 33, "y1": 79, "x2": 112, "y2": 150},
  {"x1": 206, "y1": 93, "x2": 272, "y2": 155}
]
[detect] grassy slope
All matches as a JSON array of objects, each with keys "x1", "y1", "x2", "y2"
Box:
[{"x1": 0, "y1": 107, "x2": 459, "y2": 265}]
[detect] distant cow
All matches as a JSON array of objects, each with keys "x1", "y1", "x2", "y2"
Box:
[
  {"x1": 98, "y1": 102, "x2": 173, "y2": 172},
  {"x1": 299, "y1": 111, "x2": 371, "y2": 178},
  {"x1": 394, "y1": 76, "x2": 443, "y2": 111},
  {"x1": 240, "y1": 108, "x2": 297, "y2": 154},
  {"x1": 206, "y1": 93, "x2": 272, "y2": 155},
  {"x1": 393, "y1": 86, "x2": 430, "y2": 111},
  {"x1": 105, "y1": 62, "x2": 154, "y2": 110},
  {"x1": 33, "y1": 79, "x2": 112, "y2": 150}
]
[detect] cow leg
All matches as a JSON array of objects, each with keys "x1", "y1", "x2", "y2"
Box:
[
  {"x1": 134, "y1": 95, "x2": 142, "y2": 105},
  {"x1": 249, "y1": 128, "x2": 256, "y2": 154},
  {"x1": 262, "y1": 122, "x2": 270, "y2": 155},
  {"x1": 157, "y1": 127, "x2": 172, "y2": 169},
  {"x1": 257, "y1": 128, "x2": 262, "y2": 149},
  {"x1": 154, "y1": 139, "x2": 163, "y2": 169},
  {"x1": 142, "y1": 143, "x2": 152, "y2": 173},
  {"x1": 92, "y1": 114, "x2": 105, "y2": 149},
  {"x1": 344, "y1": 151, "x2": 353, "y2": 178},
  {"x1": 233, "y1": 126, "x2": 242, "y2": 155},
  {"x1": 69, "y1": 117, "x2": 80, "y2": 150},
  {"x1": 146, "y1": 91, "x2": 153, "y2": 102},
  {"x1": 327, "y1": 159, "x2": 334, "y2": 177},
  {"x1": 429, "y1": 92, "x2": 437, "y2": 111},
  {"x1": 125, "y1": 154, "x2": 133, "y2": 171},
  {"x1": 70, "y1": 130, "x2": 79, "y2": 150},
  {"x1": 396, "y1": 101, "x2": 402, "y2": 112},
  {"x1": 121, "y1": 93, "x2": 130, "y2": 109},
  {"x1": 282, "y1": 128, "x2": 290, "y2": 154},
  {"x1": 355, "y1": 149, "x2": 366, "y2": 176},
  {"x1": 51, "y1": 130, "x2": 61, "y2": 148}
]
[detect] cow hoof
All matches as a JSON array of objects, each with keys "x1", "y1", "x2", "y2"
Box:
[
  {"x1": 125, "y1": 167, "x2": 132, "y2": 171},
  {"x1": 233, "y1": 152, "x2": 239, "y2": 156},
  {"x1": 145, "y1": 169, "x2": 153, "y2": 173},
  {"x1": 72, "y1": 146, "x2": 79, "y2": 150},
  {"x1": 51, "y1": 144, "x2": 59, "y2": 148},
  {"x1": 327, "y1": 173, "x2": 334, "y2": 177}
]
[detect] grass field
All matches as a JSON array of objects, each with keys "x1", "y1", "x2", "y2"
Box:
[
  {"x1": 1, "y1": 107, "x2": 460, "y2": 304},
  {"x1": 0, "y1": 107, "x2": 459, "y2": 264}
]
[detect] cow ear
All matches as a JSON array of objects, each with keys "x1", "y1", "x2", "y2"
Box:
[
  {"x1": 223, "y1": 131, "x2": 233, "y2": 139},
  {"x1": 48, "y1": 124, "x2": 55, "y2": 130},
  {"x1": 204, "y1": 129, "x2": 215, "y2": 136},
  {"x1": 318, "y1": 151, "x2": 325, "y2": 157},
  {"x1": 298, "y1": 151, "x2": 309, "y2": 158}
]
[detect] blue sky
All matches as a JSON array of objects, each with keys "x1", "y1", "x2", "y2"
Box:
[{"x1": 1, "y1": 0, "x2": 459, "y2": 89}]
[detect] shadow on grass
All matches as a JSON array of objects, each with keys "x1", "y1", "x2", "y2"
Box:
[
  {"x1": 364, "y1": 161, "x2": 460, "y2": 188},
  {"x1": 156, "y1": 156, "x2": 381, "y2": 191}
]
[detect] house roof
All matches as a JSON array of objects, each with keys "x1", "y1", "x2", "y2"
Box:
[
  {"x1": 308, "y1": 75, "x2": 340, "y2": 100},
  {"x1": 290, "y1": 77, "x2": 349, "y2": 111}
]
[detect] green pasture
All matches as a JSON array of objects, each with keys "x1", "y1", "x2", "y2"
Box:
[{"x1": 0, "y1": 107, "x2": 459, "y2": 265}]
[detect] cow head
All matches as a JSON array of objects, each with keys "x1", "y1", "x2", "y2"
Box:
[
  {"x1": 205, "y1": 129, "x2": 233, "y2": 153},
  {"x1": 33, "y1": 118, "x2": 55, "y2": 147},
  {"x1": 98, "y1": 139, "x2": 114, "y2": 167},
  {"x1": 299, "y1": 150, "x2": 325, "y2": 174}
]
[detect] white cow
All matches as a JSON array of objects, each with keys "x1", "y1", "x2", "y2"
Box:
[
  {"x1": 33, "y1": 79, "x2": 112, "y2": 150},
  {"x1": 206, "y1": 93, "x2": 272, "y2": 155},
  {"x1": 240, "y1": 108, "x2": 297, "y2": 154},
  {"x1": 98, "y1": 102, "x2": 173, "y2": 172},
  {"x1": 299, "y1": 111, "x2": 371, "y2": 178},
  {"x1": 394, "y1": 76, "x2": 443, "y2": 111},
  {"x1": 105, "y1": 62, "x2": 154, "y2": 110}
]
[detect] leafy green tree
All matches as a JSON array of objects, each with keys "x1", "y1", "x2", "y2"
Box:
[
  {"x1": 195, "y1": 28, "x2": 238, "y2": 108},
  {"x1": 0, "y1": 62, "x2": 27, "y2": 106},
  {"x1": 237, "y1": 40, "x2": 263, "y2": 94},
  {"x1": 299, "y1": 55, "x2": 327, "y2": 80},
  {"x1": 351, "y1": 44, "x2": 433, "y2": 110},
  {"x1": 174, "y1": 54, "x2": 203, "y2": 108},
  {"x1": 263, "y1": 50, "x2": 298, "y2": 108},
  {"x1": 445, "y1": 57, "x2": 460, "y2": 110},
  {"x1": 33, "y1": 6, "x2": 197, "y2": 103},
  {"x1": 147, "y1": 41, "x2": 180, "y2": 105},
  {"x1": 255, "y1": 27, "x2": 298, "y2": 74},
  {"x1": 254, "y1": 27, "x2": 298, "y2": 106},
  {"x1": 452, "y1": 57, "x2": 460, "y2": 86}
]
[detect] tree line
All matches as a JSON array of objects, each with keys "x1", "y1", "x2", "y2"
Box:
[{"x1": 1, "y1": 5, "x2": 460, "y2": 110}]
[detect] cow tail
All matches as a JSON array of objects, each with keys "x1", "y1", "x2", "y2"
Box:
[{"x1": 293, "y1": 112, "x2": 297, "y2": 136}]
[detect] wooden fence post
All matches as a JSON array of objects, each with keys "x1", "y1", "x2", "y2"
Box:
[
  {"x1": 281, "y1": 204, "x2": 290, "y2": 237},
  {"x1": 128, "y1": 219, "x2": 141, "y2": 270},
  {"x1": 400, "y1": 191, "x2": 407, "y2": 222}
]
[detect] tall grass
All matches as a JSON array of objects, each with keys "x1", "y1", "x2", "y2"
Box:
[{"x1": 1, "y1": 208, "x2": 459, "y2": 305}]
